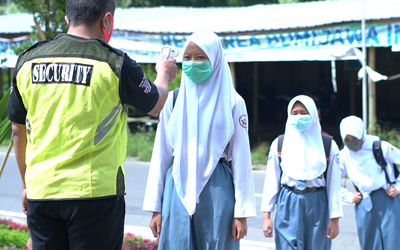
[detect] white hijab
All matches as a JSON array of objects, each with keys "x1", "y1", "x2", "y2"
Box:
[
  {"x1": 280, "y1": 95, "x2": 327, "y2": 180},
  {"x1": 339, "y1": 116, "x2": 382, "y2": 192},
  {"x1": 167, "y1": 31, "x2": 237, "y2": 216}
]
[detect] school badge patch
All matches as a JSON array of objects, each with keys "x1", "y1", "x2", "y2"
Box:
[{"x1": 239, "y1": 115, "x2": 248, "y2": 128}]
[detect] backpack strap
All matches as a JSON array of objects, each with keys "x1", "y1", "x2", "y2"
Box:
[
  {"x1": 277, "y1": 134, "x2": 285, "y2": 156},
  {"x1": 172, "y1": 88, "x2": 179, "y2": 109},
  {"x1": 277, "y1": 134, "x2": 332, "y2": 179},
  {"x1": 394, "y1": 164, "x2": 400, "y2": 180},
  {"x1": 372, "y1": 140, "x2": 396, "y2": 184},
  {"x1": 321, "y1": 134, "x2": 333, "y2": 180}
]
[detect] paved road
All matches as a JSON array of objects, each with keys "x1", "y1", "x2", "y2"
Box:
[{"x1": 0, "y1": 149, "x2": 360, "y2": 249}]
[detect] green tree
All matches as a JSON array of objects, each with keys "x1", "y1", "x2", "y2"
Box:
[
  {"x1": 11, "y1": 0, "x2": 67, "y2": 54},
  {"x1": 15, "y1": 0, "x2": 67, "y2": 40}
]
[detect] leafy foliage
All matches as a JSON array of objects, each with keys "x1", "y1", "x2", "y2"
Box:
[
  {"x1": 370, "y1": 125, "x2": 400, "y2": 149},
  {"x1": 0, "y1": 87, "x2": 11, "y2": 145},
  {"x1": 14, "y1": 0, "x2": 67, "y2": 40},
  {"x1": 122, "y1": 233, "x2": 158, "y2": 250},
  {"x1": 0, "y1": 219, "x2": 29, "y2": 250}
]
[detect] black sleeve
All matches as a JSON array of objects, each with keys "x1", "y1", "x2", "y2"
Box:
[
  {"x1": 8, "y1": 70, "x2": 27, "y2": 125},
  {"x1": 119, "y1": 54, "x2": 159, "y2": 114}
]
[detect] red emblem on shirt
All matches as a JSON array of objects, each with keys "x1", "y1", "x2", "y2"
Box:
[{"x1": 239, "y1": 115, "x2": 248, "y2": 128}]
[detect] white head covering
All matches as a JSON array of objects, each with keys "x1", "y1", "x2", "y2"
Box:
[
  {"x1": 167, "y1": 31, "x2": 237, "y2": 216},
  {"x1": 280, "y1": 95, "x2": 326, "y2": 180},
  {"x1": 339, "y1": 115, "x2": 365, "y2": 141},
  {"x1": 339, "y1": 116, "x2": 378, "y2": 166},
  {"x1": 339, "y1": 116, "x2": 381, "y2": 194}
]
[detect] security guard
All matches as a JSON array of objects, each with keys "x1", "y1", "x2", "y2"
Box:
[{"x1": 7, "y1": 0, "x2": 176, "y2": 249}]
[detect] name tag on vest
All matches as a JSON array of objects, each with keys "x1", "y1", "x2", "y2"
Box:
[{"x1": 31, "y1": 62, "x2": 93, "y2": 86}]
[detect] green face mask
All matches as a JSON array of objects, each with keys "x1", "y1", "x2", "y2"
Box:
[{"x1": 182, "y1": 60, "x2": 212, "y2": 84}]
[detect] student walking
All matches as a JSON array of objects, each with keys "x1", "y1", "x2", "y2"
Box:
[
  {"x1": 339, "y1": 115, "x2": 400, "y2": 250},
  {"x1": 261, "y1": 95, "x2": 343, "y2": 250}
]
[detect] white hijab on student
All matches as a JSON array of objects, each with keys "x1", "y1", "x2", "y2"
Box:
[
  {"x1": 339, "y1": 116, "x2": 382, "y2": 193},
  {"x1": 167, "y1": 31, "x2": 237, "y2": 216},
  {"x1": 280, "y1": 95, "x2": 327, "y2": 180}
]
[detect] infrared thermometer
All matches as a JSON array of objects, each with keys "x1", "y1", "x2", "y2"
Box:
[{"x1": 160, "y1": 46, "x2": 179, "y2": 60}]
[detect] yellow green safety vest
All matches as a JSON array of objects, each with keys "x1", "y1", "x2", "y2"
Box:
[{"x1": 16, "y1": 35, "x2": 128, "y2": 199}]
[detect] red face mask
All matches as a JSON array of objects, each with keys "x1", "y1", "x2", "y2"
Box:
[{"x1": 102, "y1": 14, "x2": 114, "y2": 43}]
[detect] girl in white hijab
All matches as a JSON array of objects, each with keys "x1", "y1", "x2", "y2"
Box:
[
  {"x1": 143, "y1": 31, "x2": 256, "y2": 249},
  {"x1": 339, "y1": 115, "x2": 400, "y2": 250},
  {"x1": 261, "y1": 95, "x2": 343, "y2": 250}
]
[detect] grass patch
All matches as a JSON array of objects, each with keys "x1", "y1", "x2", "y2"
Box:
[
  {"x1": 127, "y1": 128, "x2": 156, "y2": 162},
  {"x1": 251, "y1": 142, "x2": 269, "y2": 170}
]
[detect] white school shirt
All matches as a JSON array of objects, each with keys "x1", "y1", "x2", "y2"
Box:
[
  {"x1": 339, "y1": 140, "x2": 400, "y2": 195},
  {"x1": 143, "y1": 91, "x2": 256, "y2": 218},
  {"x1": 260, "y1": 137, "x2": 343, "y2": 219}
]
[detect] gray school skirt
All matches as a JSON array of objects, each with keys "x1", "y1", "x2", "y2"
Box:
[
  {"x1": 158, "y1": 161, "x2": 239, "y2": 250},
  {"x1": 355, "y1": 188, "x2": 400, "y2": 250},
  {"x1": 274, "y1": 185, "x2": 331, "y2": 250}
]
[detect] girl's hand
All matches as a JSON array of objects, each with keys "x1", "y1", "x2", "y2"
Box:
[
  {"x1": 149, "y1": 212, "x2": 162, "y2": 238},
  {"x1": 232, "y1": 218, "x2": 247, "y2": 241}
]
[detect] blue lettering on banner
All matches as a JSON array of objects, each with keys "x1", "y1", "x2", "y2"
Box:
[
  {"x1": 310, "y1": 30, "x2": 318, "y2": 46},
  {"x1": 161, "y1": 35, "x2": 172, "y2": 46},
  {"x1": 172, "y1": 36, "x2": 186, "y2": 48},
  {"x1": 294, "y1": 32, "x2": 303, "y2": 46},
  {"x1": 250, "y1": 36, "x2": 261, "y2": 47},
  {"x1": 331, "y1": 28, "x2": 345, "y2": 45},
  {"x1": 112, "y1": 21, "x2": 400, "y2": 62},
  {"x1": 160, "y1": 35, "x2": 186, "y2": 48},
  {"x1": 367, "y1": 26, "x2": 379, "y2": 44},
  {"x1": 345, "y1": 28, "x2": 362, "y2": 45},
  {"x1": 394, "y1": 24, "x2": 400, "y2": 44},
  {"x1": 266, "y1": 34, "x2": 279, "y2": 45},
  {"x1": 236, "y1": 37, "x2": 248, "y2": 47},
  {"x1": 222, "y1": 36, "x2": 236, "y2": 49},
  {"x1": 280, "y1": 33, "x2": 293, "y2": 47},
  {"x1": 319, "y1": 29, "x2": 331, "y2": 45},
  {"x1": 387, "y1": 24, "x2": 392, "y2": 45}
]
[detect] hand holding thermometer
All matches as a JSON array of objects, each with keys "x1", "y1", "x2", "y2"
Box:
[{"x1": 160, "y1": 46, "x2": 179, "y2": 60}]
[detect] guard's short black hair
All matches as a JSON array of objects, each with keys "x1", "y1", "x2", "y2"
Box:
[{"x1": 66, "y1": 0, "x2": 115, "y2": 26}]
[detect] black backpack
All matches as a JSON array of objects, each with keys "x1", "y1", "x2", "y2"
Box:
[
  {"x1": 372, "y1": 140, "x2": 400, "y2": 184},
  {"x1": 277, "y1": 134, "x2": 333, "y2": 180},
  {"x1": 351, "y1": 140, "x2": 399, "y2": 193}
]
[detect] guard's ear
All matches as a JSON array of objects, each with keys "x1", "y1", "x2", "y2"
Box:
[
  {"x1": 65, "y1": 15, "x2": 69, "y2": 26},
  {"x1": 102, "y1": 12, "x2": 113, "y2": 34},
  {"x1": 102, "y1": 12, "x2": 114, "y2": 43}
]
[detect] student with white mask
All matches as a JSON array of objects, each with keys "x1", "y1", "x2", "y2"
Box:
[
  {"x1": 261, "y1": 95, "x2": 343, "y2": 250},
  {"x1": 338, "y1": 115, "x2": 400, "y2": 250},
  {"x1": 143, "y1": 31, "x2": 256, "y2": 249}
]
